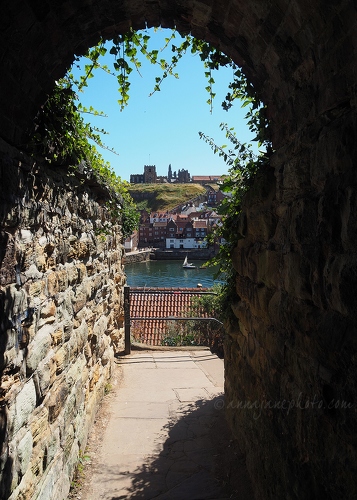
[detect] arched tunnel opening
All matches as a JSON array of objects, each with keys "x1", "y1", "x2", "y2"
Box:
[{"x1": 1, "y1": 2, "x2": 357, "y2": 499}]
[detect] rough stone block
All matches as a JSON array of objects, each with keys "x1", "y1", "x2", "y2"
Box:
[
  {"x1": 44, "y1": 378, "x2": 70, "y2": 424},
  {"x1": 65, "y1": 440, "x2": 80, "y2": 485},
  {"x1": 18, "y1": 431, "x2": 33, "y2": 476},
  {"x1": 19, "y1": 229, "x2": 33, "y2": 244},
  {"x1": 65, "y1": 354, "x2": 87, "y2": 389},
  {"x1": 40, "y1": 300, "x2": 56, "y2": 319},
  {"x1": 46, "y1": 426, "x2": 60, "y2": 466},
  {"x1": 34, "y1": 252, "x2": 47, "y2": 273},
  {"x1": 66, "y1": 264, "x2": 79, "y2": 285},
  {"x1": 72, "y1": 284, "x2": 87, "y2": 313},
  {"x1": 26, "y1": 324, "x2": 53, "y2": 375},
  {"x1": 35, "y1": 350, "x2": 56, "y2": 396},
  {"x1": 24, "y1": 264, "x2": 43, "y2": 280},
  {"x1": 51, "y1": 327, "x2": 63, "y2": 346},
  {"x1": 7, "y1": 466, "x2": 36, "y2": 500},
  {"x1": 283, "y1": 252, "x2": 312, "y2": 300},
  {"x1": 28, "y1": 279, "x2": 45, "y2": 298},
  {"x1": 34, "y1": 453, "x2": 69, "y2": 500},
  {"x1": 46, "y1": 272, "x2": 59, "y2": 296},
  {"x1": 8, "y1": 379, "x2": 37, "y2": 436},
  {"x1": 92, "y1": 315, "x2": 108, "y2": 339},
  {"x1": 29, "y1": 406, "x2": 49, "y2": 447},
  {"x1": 61, "y1": 423, "x2": 74, "y2": 459},
  {"x1": 110, "y1": 328, "x2": 124, "y2": 353},
  {"x1": 54, "y1": 345, "x2": 69, "y2": 374},
  {"x1": 101, "y1": 345, "x2": 114, "y2": 366},
  {"x1": 74, "y1": 320, "x2": 88, "y2": 353}
]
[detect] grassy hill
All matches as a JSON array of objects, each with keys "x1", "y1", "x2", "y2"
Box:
[{"x1": 128, "y1": 183, "x2": 207, "y2": 212}]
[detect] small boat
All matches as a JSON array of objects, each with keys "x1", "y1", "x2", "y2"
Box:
[{"x1": 183, "y1": 256, "x2": 196, "y2": 269}]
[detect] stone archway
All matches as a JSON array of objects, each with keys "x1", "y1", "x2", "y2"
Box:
[
  {"x1": 1, "y1": 2, "x2": 357, "y2": 499},
  {"x1": 1, "y1": 1, "x2": 355, "y2": 150}
]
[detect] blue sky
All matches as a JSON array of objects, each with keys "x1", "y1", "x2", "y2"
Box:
[{"x1": 72, "y1": 28, "x2": 256, "y2": 182}]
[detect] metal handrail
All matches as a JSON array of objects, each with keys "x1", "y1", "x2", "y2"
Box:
[
  {"x1": 124, "y1": 285, "x2": 223, "y2": 355},
  {"x1": 131, "y1": 316, "x2": 223, "y2": 326},
  {"x1": 130, "y1": 290, "x2": 218, "y2": 295}
]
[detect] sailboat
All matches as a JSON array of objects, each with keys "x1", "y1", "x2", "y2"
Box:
[{"x1": 183, "y1": 255, "x2": 196, "y2": 269}]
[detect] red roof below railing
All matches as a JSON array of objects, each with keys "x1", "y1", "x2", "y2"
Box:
[{"x1": 129, "y1": 287, "x2": 211, "y2": 345}]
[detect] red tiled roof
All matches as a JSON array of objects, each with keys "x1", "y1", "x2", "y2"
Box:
[
  {"x1": 191, "y1": 176, "x2": 223, "y2": 181},
  {"x1": 193, "y1": 220, "x2": 207, "y2": 228},
  {"x1": 129, "y1": 287, "x2": 211, "y2": 345},
  {"x1": 151, "y1": 212, "x2": 169, "y2": 218}
]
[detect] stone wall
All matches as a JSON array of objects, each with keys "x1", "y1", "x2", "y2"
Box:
[
  {"x1": 154, "y1": 249, "x2": 213, "y2": 261},
  {"x1": 0, "y1": 144, "x2": 125, "y2": 499},
  {"x1": 123, "y1": 249, "x2": 152, "y2": 264},
  {"x1": 0, "y1": 2, "x2": 357, "y2": 499},
  {"x1": 225, "y1": 109, "x2": 357, "y2": 499}
]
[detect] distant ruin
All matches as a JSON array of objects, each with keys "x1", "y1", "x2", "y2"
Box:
[
  {"x1": 130, "y1": 164, "x2": 223, "y2": 184},
  {"x1": 1, "y1": 2, "x2": 357, "y2": 498}
]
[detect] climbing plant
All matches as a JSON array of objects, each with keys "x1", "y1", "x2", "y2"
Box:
[
  {"x1": 195, "y1": 50, "x2": 272, "y2": 319},
  {"x1": 198, "y1": 122, "x2": 271, "y2": 321},
  {"x1": 29, "y1": 78, "x2": 139, "y2": 238},
  {"x1": 30, "y1": 27, "x2": 272, "y2": 307},
  {"x1": 67, "y1": 28, "x2": 242, "y2": 113}
]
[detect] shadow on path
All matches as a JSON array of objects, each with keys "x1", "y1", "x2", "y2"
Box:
[{"x1": 91, "y1": 396, "x2": 254, "y2": 500}]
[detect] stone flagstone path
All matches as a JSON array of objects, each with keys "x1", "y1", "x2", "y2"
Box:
[{"x1": 72, "y1": 349, "x2": 253, "y2": 500}]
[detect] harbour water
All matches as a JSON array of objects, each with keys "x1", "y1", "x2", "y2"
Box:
[{"x1": 125, "y1": 259, "x2": 223, "y2": 288}]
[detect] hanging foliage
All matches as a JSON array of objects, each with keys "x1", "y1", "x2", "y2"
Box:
[{"x1": 29, "y1": 27, "x2": 273, "y2": 307}]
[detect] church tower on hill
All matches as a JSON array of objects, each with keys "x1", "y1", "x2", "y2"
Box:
[{"x1": 144, "y1": 165, "x2": 157, "y2": 183}]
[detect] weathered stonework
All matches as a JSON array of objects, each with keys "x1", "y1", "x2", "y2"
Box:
[
  {"x1": 0, "y1": 1, "x2": 357, "y2": 499},
  {"x1": 0, "y1": 146, "x2": 125, "y2": 499},
  {"x1": 226, "y1": 111, "x2": 357, "y2": 499}
]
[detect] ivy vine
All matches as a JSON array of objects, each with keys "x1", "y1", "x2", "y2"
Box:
[
  {"x1": 29, "y1": 27, "x2": 273, "y2": 316},
  {"x1": 29, "y1": 79, "x2": 139, "y2": 239}
]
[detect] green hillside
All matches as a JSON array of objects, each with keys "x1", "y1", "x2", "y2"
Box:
[{"x1": 128, "y1": 183, "x2": 207, "y2": 212}]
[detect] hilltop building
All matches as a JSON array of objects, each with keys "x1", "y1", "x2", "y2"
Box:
[
  {"x1": 130, "y1": 165, "x2": 157, "y2": 184},
  {"x1": 130, "y1": 165, "x2": 223, "y2": 186},
  {"x1": 177, "y1": 168, "x2": 190, "y2": 183},
  {"x1": 144, "y1": 165, "x2": 157, "y2": 183},
  {"x1": 191, "y1": 175, "x2": 224, "y2": 185}
]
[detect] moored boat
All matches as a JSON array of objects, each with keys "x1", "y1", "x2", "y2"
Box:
[{"x1": 183, "y1": 256, "x2": 196, "y2": 269}]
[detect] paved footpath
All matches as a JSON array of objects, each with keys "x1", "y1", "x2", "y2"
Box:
[{"x1": 79, "y1": 349, "x2": 232, "y2": 500}]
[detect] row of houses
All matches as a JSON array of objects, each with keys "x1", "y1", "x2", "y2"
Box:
[{"x1": 125, "y1": 208, "x2": 223, "y2": 251}]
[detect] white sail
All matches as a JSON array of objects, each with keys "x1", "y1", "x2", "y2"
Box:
[{"x1": 183, "y1": 255, "x2": 196, "y2": 268}]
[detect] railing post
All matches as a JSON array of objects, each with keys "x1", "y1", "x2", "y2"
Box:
[{"x1": 124, "y1": 285, "x2": 131, "y2": 355}]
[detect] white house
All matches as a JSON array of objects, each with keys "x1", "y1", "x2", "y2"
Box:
[
  {"x1": 124, "y1": 231, "x2": 138, "y2": 252},
  {"x1": 165, "y1": 238, "x2": 208, "y2": 249}
]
